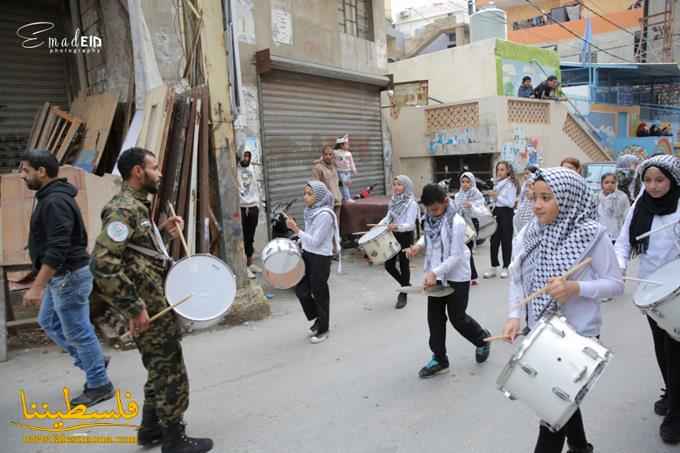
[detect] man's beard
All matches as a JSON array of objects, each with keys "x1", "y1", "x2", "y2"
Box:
[
  {"x1": 23, "y1": 177, "x2": 42, "y2": 191},
  {"x1": 240, "y1": 160, "x2": 250, "y2": 167},
  {"x1": 142, "y1": 173, "x2": 160, "y2": 194}
]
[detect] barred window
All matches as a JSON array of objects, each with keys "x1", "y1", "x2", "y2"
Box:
[{"x1": 337, "y1": 0, "x2": 373, "y2": 41}]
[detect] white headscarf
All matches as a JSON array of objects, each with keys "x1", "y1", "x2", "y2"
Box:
[
  {"x1": 454, "y1": 172, "x2": 484, "y2": 204},
  {"x1": 303, "y1": 180, "x2": 342, "y2": 271},
  {"x1": 388, "y1": 175, "x2": 415, "y2": 221},
  {"x1": 519, "y1": 168, "x2": 601, "y2": 319}
]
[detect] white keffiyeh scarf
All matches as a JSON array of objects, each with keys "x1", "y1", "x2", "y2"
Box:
[{"x1": 387, "y1": 175, "x2": 415, "y2": 222}]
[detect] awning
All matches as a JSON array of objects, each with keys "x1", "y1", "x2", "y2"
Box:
[{"x1": 255, "y1": 49, "x2": 391, "y2": 87}]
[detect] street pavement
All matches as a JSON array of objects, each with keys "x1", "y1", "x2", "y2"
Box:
[{"x1": 0, "y1": 242, "x2": 675, "y2": 453}]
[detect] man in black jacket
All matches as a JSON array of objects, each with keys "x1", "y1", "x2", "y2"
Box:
[{"x1": 21, "y1": 149, "x2": 114, "y2": 407}]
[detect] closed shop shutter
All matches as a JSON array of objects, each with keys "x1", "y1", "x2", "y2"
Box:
[
  {"x1": 260, "y1": 69, "x2": 385, "y2": 223},
  {"x1": 0, "y1": 2, "x2": 69, "y2": 172}
]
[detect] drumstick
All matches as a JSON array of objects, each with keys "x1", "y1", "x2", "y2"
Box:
[
  {"x1": 366, "y1": 223, "x2": 378, "y2": 227},
  {"x1": 167, "y1": 202, "x2": 190, "y2": 257},
  {"x1": 514, "y1": 257, "x2": 593, "y2": 308},
  {"x1": 635, "y1": 221, "x2": 679, "y2": 241},
  {"x1": 623, "y1": 276, "x2": 663, "y2": 285},
  {"x1": 149, "y1": 294, "x2": 193, "y2": 323},
  {"x1": 484, "y1": 335, "x2": 511, "y2": 343}
]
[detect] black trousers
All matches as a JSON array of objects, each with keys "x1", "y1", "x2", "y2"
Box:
[
  {"x1": 384, "y1": 231, "x2": 414, "y2": 287},
  {"x1": 467, "y1": 218, "x2": 479, "y2": 280},
  {"x1": 240, "y1": 206, "x2": 259, "y2": 258},
  {"x1": 427, "y1": 281, "x2": 487, "y2": 365},
  {"x1": 490, "y1": 207, "x2": 514, "y2": 268},
  {"x1": 534, "y1": 409, "x2": 588, "y2": 453},
  {"x1": 648, "y1": 316, "x2": 680, "y2": 416},
  {"x1": 295, "y1": 251, "x2": 331, "y2": 334}
]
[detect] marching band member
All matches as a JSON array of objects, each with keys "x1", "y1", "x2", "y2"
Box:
[
  {"x1": 485, "y1": 161, "x2": 518, "y2": 279},
  {"x1": 378, "y1": 175, "x2": 419, "y2": 309},
  {"x1": 597, "y1": 172, "x2": 630, "y2": 243},
  {"x1": 502, "y1": 167, "x2": 623, "y2": 453},
  {"x1": 286, "y1": 181, "x2": 341, "y2": 344},
  {"x1": 615, "y1": 154, "x2": 680, "y2": 444},
  {"x1": 406, "y1": 184, "x2": 491, "y2": 379},
  {"x1": 454, "y1": 171, "x2": 487, "y2": 285}
]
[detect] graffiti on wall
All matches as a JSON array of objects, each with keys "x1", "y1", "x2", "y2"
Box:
[
  {"x1": 427, "y1": 128, "x2": 480, "y2": 154},
  {"x1": 500, "y1": 127, "x2": 542, "y2": 172},
  {"x1": 271, "y1": 0, "x2": 293, "y2": 46}
]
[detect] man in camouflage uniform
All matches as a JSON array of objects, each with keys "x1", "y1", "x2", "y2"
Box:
[{"x1": 91, "y1": 148, "x2": 213, "y2": 453}]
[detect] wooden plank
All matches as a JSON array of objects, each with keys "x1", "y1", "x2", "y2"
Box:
[
  {"x1": 47, "y1": 117, "x2": 67, "y2": 154},
  {"x1": 0, "y1": 268, "x2": 7, "y2": 361},
  {"x1": 158, "y1": 95, "x2": 190, "y2": 225},
  {"x1": 55, "y1": 117, "x2": 83, "y2": 162},
  {"x1": 69, "y1": 92, "x2": 118, "y2": 170},
  {"x1": 187, "y1": 97, "x2": 201, "y2": 256},
  {"x1": 6, "y1": 317, "x2": 38, "y2": 328},
  {"x1": 137, "y1": 85, "x2": 172, "y2": 161},
  {"x1": 173, "y1": 95, "x2": 198, "y2": 259},
  {"x1": 198, "y1": 87, "x2": 210, "y2": 253},
  {"x1": 36, "y1": 108, "x2": 58, "y2": 149},
  {"x1": 29, "y1": 103, "x2": 50, "y2": 149}
]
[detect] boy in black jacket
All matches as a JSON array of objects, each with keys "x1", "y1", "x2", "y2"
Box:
[{"x1": 21, "y1": 149, "x2": 114, "y2": 407}]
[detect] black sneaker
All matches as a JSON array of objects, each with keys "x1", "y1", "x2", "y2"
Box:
[
  {"x1": 660, "y1": 414, "x2": 680, "y2": 444},
  {"x1": 308, "y1": 319, "x2": 320, "y2": 336},
  {"x1": 567, "y1": 443, "x2": 594, "y2": 453},
  {"x1": 418, "y1": 357, "x2": 449, "y2": 378},
  {"x1": 476, "y1": 330, "x2": 491, "y2": 364},
  {"x1": 395, "y1": 293, "x2": 407, "y2": 309},
  {"x1": 655, "y1": 389, "x2": 669, "y2": 416},
  {"x1": 70, "y1": 382, "x2": 115, "y2": 408}
]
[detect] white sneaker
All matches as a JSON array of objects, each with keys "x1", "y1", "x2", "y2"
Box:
[
  {"x1": 483, "y1": 268, "x2": 498, "y2": 279},
  {"x1": 500, "y1": 269, "x2": 509, "y2": 279},
  {"x1": 310, "y1": 333, "x2": 328, "y2": 344},
  {"x1": 247, "y1": 268, "x2": 256, "y2": 279},
  {"x1": 249, "y1": 264, "x2": 263, "y2": 273}
]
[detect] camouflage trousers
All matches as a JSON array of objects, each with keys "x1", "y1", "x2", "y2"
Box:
[{"x1": 134, "y1": 299, "x2": 189, "y2": 426}]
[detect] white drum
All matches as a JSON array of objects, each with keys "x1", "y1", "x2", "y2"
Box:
[
  {"x1": 634, "y1": 259, "x2": 680, "y2": 341},
  {"x1": 165, "y1": 254, "x2": 236, "y2": 331},
  {"x1": 496, "y1": 315, "x2": 612, "y2": 432},
  {"x1": 464, "y1": 223, "x2": 476, "y2": 244},
  {"x1": 262, "y1": 238, "x2": 305, "y2": 289},
  {"x1": 476, "y1": 214, "x2": 497, "y2": 241},
  {"x1": 358, "y1": 226, "x2": 401, "y2": 265}
]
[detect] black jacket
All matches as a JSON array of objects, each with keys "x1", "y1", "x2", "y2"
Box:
[{"x1": 29, "y1": 178, "x2": 90, "y2": 275}]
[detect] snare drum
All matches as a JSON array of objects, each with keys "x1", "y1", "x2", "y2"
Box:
[
  {"x1": 634, "y1": 259, "x2": 680, "y2": 341},
  {"x1": 164, "y1": 254, "x2": 236, "y2": 331},
  {"x1": 476, "y1": 214, "x2": 497, "y2": 241},
  {"x1": 496, "y1": 315, "x2": 612, "y2": 432},
  {"x1": 261, "y1": 238, "x2": 305, "y2": 289},
  {"x1": 358, "y1": 226, "x2": 401, "y2": 265}
]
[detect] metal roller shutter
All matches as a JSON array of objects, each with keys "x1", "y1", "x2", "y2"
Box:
[
  {"x1": 260, "y1": 69, "x2": 385, "y2": 224},
  {"x1": 0, "y1": 2, "x2": 69, "y2": 172}
]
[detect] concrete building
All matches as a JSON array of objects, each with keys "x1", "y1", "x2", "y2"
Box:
[
  {"x1": 230, "y1": 0, "x2": 391, "y2": 224},
  {"x1": 476, "y1": 0, "x2": 644, "y2": 64},
  {"x1": 644, "y1": 0, "x2": 680, "y2": 63},
  {"x1": 385, "y1": 39, "x2": 610, "y2": 195}
]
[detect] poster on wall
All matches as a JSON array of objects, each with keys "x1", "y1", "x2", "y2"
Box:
[
  {"x1": 272, "y1": 0, "x2": 293, "y2": 45},
  {"x1": 500, "y1": 127, "x2": 542, "y2": 172}
]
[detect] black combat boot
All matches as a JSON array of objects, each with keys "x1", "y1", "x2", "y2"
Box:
[
  {"x1": 137, "y1": 404, "x2": 163, "y2": 446},
  {"x1": 161, "y1": 420, "x2": 213, "y2": 453}
]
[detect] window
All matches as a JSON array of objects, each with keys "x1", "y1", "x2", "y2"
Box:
[{"x1": 338, "y1": 0, "x2": 373, "y2": 41}]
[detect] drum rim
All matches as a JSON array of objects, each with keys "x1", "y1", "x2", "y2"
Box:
[
  {"x1": 633, "y1": 260, "x2": 680, "y2": 308},
  {"x1": 263, "y1": 260, "x2": 306, "y2": 289},
  {"x1": 164, "y1": 254, "x2": 236, "y2": 322}
]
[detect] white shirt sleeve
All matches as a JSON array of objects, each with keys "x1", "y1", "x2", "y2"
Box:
[
  {"x1": 496, "y1": 182, "x2": 517, "y2": 207},
  {"x1": 298, "y1": 212, "x2": 334, "y2": 250},
  {"x1": 578, "y1": 235, "x2": 625, "y2": 299},
  {"x1": 469, "y1": 198, "x2": 488, "y2": 218},
  {"x1": 395, "y1": 201, "x2": 418, "y2": 232},
  {"x1": 507, "y1": 275, "x2": 526, "y2": 320},
  {"x1": 432, "y1": 218, "x2": 466, "y2": 279},
  {"x1": 615, "y1": 201, "x2": 635, "y2": 270}
]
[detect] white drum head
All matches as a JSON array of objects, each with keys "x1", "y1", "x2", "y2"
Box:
[
  {"x1": 634, "y1": 259, "x2": 680, "y2": 308},
  {"x1": 263, "y1": 239, "x2": 300, "y2": 273},
  {"x1": 165, "y1": 255, "x2": 236, "y2": 321},
  {"x1": 358, "y1": 226, "x2": 387, "y2": 245}
]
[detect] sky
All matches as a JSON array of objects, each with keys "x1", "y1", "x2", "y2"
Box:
[{"x1": 389, "y1": 0, "x2": 469, "y2": 21}]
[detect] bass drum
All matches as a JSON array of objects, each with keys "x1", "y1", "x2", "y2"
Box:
[
  {"x1": 262, "y1": 238, "x2": 305, "y2": 289},
  {"x1": 164, "y1": 254, "x2": 236, "y2": 331}
]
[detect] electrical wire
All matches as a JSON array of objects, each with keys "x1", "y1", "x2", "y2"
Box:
[
  {"x1": 576, "y1": 1, "x2": 637, "y2": 37},
  {"x1": 522, "y1": 0, "x2": 636, "y2": 64}
]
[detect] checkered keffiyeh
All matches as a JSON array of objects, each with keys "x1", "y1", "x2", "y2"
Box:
[
  {"x1": 521, "y1": 168, "x2": 601, "y2": 318},
  {"x1": 387, "y1": 175, "x2": 415, "y2": 221},
  {"x1": 637, "y1": 154, "x2": 680, "y2": 187}
]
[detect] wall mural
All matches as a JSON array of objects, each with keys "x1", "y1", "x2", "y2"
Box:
[
  {"x1": 495, "y1": 40, "x2": 561, "y2": 98},
  {"x1": 500, "y1": 127, "x2": 543, "y2": 172},
  {"x1": 610, "y1": 137, "x2": 677, "y2": 159},
  {"x1": 587, "y1": 111, "x2": 617, "y2": 145}
]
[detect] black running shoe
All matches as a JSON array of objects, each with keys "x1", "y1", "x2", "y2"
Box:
[
  {"x1": 660, "y1": 414, "x2": 680, "y2": 444},
  {"x1": 567, "y1": 443, "x2": 594, "y2": 453},
  {"x1": 395, "y1": 293, "x2": 407, "y2": 309},
  {"x1": 655, "y1": 389, "x2": 669, "y2": 416},
  {"x1": 476, "y1": 330, "x2": 491, "y2": 364},
  {"x1": 418, "y1": 357, "x2": 449, "y2": 378}
]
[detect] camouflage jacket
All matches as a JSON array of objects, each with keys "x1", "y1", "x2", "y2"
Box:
[{"x1": 91, "y1": 184, "x2": 171, "y2": 320}]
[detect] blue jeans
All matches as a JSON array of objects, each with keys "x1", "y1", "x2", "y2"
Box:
[
  {"x1": 338, "y1": 170, "x2": 352, "y2": 201},
  {"x1": 38, "y1": 266, "x2": 110, "y2": 388}
]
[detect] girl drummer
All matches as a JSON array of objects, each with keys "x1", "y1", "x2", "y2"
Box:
[
  {"x1": 502, "y1": 167, "x2": 623, "y2": 453},
  {"x1": 286, "y1": 180, "x2": 340, "y2": 344},
  {"x1": 378, "y1": 175, "x2": 419, "y2": 309},
  {"x1": 485, "y1": 161, "x2": 518, "y2": 279},
  {"x1": 614, "y1": 154, "x2": 680, "y2": 444},
  {"x1": 454, "y1": 171, "x2": 486, "y2": 285}
]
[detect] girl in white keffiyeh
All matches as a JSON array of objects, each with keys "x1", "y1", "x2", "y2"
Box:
[
  {"x1": 378, "y1": 175, "x2": 419, "y2": 309},
  {"x1": 454, "y1": 172, "x2": 487, "y2": 284},
  {"x1": 485, "y1": 161, "x2": 518, "y2": 279},
  {"x1": 503, "y1": 167, "x2": 623, "y2": 453},
  {"x1": 597, "y1": 172, "x2": 630, "y2": 242}
]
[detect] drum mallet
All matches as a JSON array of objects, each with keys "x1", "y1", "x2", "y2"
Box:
[
  {"x1": 167, "y1": 202, "x2": 191, "y2": 257},
  {"x1": 635, "y1": 220, "x2": 680, "y2": 241},
  {"x1": 149, "y1": 294, "x2": 193, "y2": 323},
  {"x1": 623, "y1": 276, "x2": 663, "y2": 286}
]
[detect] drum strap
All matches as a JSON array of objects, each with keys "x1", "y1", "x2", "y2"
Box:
[{"x1": 128, "y1": 243, "x2": 175, "y2": 266}]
